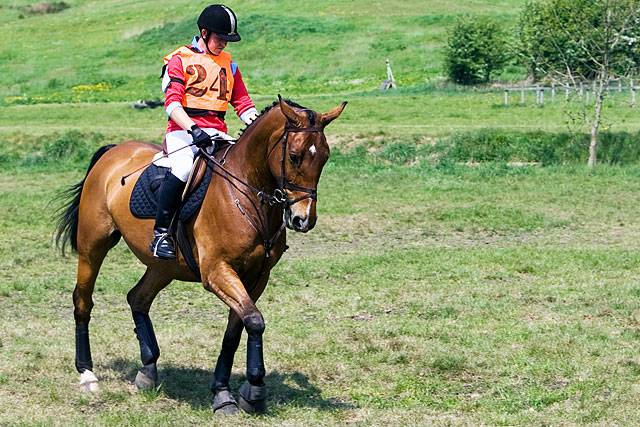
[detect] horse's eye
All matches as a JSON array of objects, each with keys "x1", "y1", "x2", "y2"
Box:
[{"x1": 289, "y1": 152, "x2": 302, "y2": 166}]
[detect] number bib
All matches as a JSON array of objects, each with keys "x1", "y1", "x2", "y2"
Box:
[{"x1": 163, "y1": 46, "x2": 235, "y2": 112}]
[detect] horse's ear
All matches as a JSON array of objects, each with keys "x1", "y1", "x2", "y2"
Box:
[
  {"x1": 278, "y1": 95, "x2": 304, "y2": 126},
  {"x1": 321, "y1": 101, "x2": 348, "y2": 127}
]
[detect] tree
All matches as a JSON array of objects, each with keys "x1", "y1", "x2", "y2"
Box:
[
  {"x1": 444, "y1": 16, "x2": 509, "y2": 85},
  {"x1": 519, "y1": 0, "x2": 640, "y2": 167}
]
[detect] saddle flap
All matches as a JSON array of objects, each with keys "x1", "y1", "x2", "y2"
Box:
[
  {"x1": 183, "y1": 155, "x2": 208, "y2": 200},
  {"x1": 129, "y1": 160, "x2": 213, "y2": 222}
]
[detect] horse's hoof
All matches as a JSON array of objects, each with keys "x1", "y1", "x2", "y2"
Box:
[
  {"x1": 238, "y1": 381, "x2": 267, "y2": 414},
  {"x1": 134, "y1": 366, "x2": 157, "y2": 391},
  {"x1": 213, "y1": 389, "x2": 240, "y2": 416},
  {"x1": 79, "y1": 370, "x2": 100, "y2": 393}
]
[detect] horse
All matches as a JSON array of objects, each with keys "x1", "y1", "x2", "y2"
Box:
[{"x1": 54, "y1": 97, "x2": 346, "y2": 415}]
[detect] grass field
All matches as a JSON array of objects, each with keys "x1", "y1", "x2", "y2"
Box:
[
  {"x1": 2, "y1": 157, "x2": 640, "y2": 425},
  {"x1": 3, "y1": 0, "x2": 640, "y2": 425},
  {"x1": 0, "y1": 0, "x2": 529, "y2": 104},
  {"x1": 4, "y1": 88, "x2": 640, "y2": 144}
]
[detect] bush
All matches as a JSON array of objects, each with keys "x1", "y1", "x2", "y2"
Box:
[
  {"x1": 0, "y1": 131, "x2": 108, "y2": 168},
  {"x1": 435, "y1": 130, "x2": 640, "y2": 165},
  {"x1": 444, "y1": 16, "x2": 510, "y2": 85},
  {"x1": 329, "y1": 130, "x2": 640, "y2": 168}
]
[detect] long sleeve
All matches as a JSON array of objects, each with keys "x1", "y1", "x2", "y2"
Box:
[
  {"x1": 230, "y1": 66, "x2": 255, "y2": 117},
  {"x1": 163, "y1": 55, "x2": 186, "y2": 112}
]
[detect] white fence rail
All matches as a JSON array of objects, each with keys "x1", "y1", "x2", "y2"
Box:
[{"x1": 501, "y1": 79, "x2": 638, "y2": 106}]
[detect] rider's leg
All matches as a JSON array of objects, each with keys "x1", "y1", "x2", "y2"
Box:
[
  {"x1": 150, "y1": 172, "x2": 186, "y2": 259},
  {"x1": 150, "y1": 131, "x2": 194, "y2": 259}
]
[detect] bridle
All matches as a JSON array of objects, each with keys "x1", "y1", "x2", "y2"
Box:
[
  {"x1": 265, "y1": 122, "x2": 323, "y2": 207},
  {"x1": 200, "y1": 120, "x2": 323, "y2": 209}
]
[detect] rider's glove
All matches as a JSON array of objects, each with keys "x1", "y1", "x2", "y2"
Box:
[
  {"x1": 188, "y1": 125, "x2": 211, "y2": 148},
  {"x1": 240, "y1": 108, "x2": 259, "y2": 125}
]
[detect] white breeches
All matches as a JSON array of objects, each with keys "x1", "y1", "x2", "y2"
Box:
[{"x1": 164, "y1": 128, "x2": 217, "y2": 182}]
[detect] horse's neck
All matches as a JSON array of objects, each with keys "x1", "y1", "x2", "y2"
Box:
[{"x1": 228, "y1": 108, "x2": 284, "y2": 189}]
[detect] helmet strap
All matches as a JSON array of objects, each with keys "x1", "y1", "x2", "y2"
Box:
[{"x1": 201, "y1": 29, "x2": 214, "y2": 55}]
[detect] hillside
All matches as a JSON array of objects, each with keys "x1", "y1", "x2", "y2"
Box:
[{"x1": 0, "y1": 0, "x2": 527, "y2": 105}]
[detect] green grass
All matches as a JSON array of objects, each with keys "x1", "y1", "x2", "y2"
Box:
[
  {"x1": 0, "y1": 0, "x2": 528, "y2": 104},
  {"x1": 5, "y1": 111, "x2": 640, "y2": 172},
  {"x1": 4, "y1": 89, "x2": 640, "y2": 144},
  {"x1": 3, "y1": 1, "x2": 640, "y2": 424},
  {"x1": 2, "y1": 153, "x2": 640, "y2": 425}
]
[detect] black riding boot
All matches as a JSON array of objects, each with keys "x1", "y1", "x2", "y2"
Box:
[{"x1": 150, "y1": 173, "x2": 186, "y2": 259}]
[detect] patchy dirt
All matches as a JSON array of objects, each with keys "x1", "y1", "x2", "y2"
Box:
[
  {"x1": 20, "y1": 2, "x2": 69, "y2": 16},
  {"x1": 285, "y1": 212, "x2": 640, "y2": 261},
  {"x1": 326, "y1": 133, "x2": 437, "y2": 152}
]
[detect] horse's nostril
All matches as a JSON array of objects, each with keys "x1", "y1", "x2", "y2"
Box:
[{"x1": 292, "y1": 216, "x2": 304, "y2": 229}]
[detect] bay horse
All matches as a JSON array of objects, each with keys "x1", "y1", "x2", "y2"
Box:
[{"x1": 55, "y1": 97, "x2": 346, "y2": 415}]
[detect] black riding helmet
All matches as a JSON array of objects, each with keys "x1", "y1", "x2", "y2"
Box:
[{"x1": 198, "y1": 4, "x2": 241, "y2": 42}]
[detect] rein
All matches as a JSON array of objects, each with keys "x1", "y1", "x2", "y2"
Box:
[
  {"x1": 196, "y1": 121, "x2": 323, "y2": 291},
  {"x1": 200, "y1": 147, "x2": 284, "y2": 257}
]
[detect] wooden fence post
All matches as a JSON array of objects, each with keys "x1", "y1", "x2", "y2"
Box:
[
  {"x1": 551, "y1": 83, "x2": 556, "y2": 101},
  {"x1": 504, "y1": 89, "x2": 509, "y2": 106}
]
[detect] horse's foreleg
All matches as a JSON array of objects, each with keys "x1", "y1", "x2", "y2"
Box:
[
  {"x1": 204, "y1": 264, "x2": 270, "y2": 414},
  {"x1": 126, "y1": 268, "x2": 173, "y2": 390},
  {"x1": 211, "y1": 310, "x2": 243, "y2": 415},
  {"x1": 238, "y1": 308, "x2": 268, "y2": 414}
]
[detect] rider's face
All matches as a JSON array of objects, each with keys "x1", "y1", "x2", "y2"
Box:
[{"x1": 204, "y1": 32, "x2": 227, "y2": 55}]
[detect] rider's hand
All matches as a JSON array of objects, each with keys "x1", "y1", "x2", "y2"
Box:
[
  {"x1": 188, "y1": 125, "x2": 211, "y2": 148},
  {"x1": 241, "y1": 108, "x2": 259, "y2": 125}
]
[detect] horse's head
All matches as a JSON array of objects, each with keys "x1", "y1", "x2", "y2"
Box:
[{"x1": 269, "y1": 97, "x2": 347, "y2": 232}]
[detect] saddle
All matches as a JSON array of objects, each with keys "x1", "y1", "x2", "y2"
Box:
[
  {"x1": 130, "y1": 154, "x2": 213, "y2": 279},
  {"x1": 130, "y1": 155, "x2": 211, "y2": 221}
]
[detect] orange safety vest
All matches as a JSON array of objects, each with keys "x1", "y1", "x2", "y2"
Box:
[{"x1": 163, "y1": 46, "x2": 235, "y2": 112}]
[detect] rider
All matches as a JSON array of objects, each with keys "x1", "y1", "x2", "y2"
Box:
[{"x1": 151, "y1": 4, "x2": 259, "y2": 259}]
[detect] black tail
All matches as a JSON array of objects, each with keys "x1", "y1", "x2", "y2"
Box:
[{"x1": 54, "y1": 144, "x2": 116, "y2": 255}]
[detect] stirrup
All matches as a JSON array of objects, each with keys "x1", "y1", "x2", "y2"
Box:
[{"x1": 150, "y1": 231, "x2": 176, "y2": 259}]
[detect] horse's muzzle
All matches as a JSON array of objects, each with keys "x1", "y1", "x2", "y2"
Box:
[{"x1": 284, "y1": 199, "x2": 317, "y2": 232}]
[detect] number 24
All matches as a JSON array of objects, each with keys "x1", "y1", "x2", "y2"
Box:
[{"x1": 185, "y1": 64, "x2": 228, "y2": 100}]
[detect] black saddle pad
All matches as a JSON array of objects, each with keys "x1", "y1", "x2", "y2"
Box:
[{"x1": 130, "y1": 163, "x2": 212, "y2": 222}]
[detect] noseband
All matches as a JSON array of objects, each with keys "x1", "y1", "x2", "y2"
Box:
[{"x1": 264, "y1": 123, "x2": 323, "y2": 207}]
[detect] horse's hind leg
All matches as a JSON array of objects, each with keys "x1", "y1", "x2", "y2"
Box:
[
  {"x1": 73, "y1": 229, "x2": 120, "y2": 393},
  {"x1": 126, "y1": 267, "x2": 172, "y2": 390}
]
